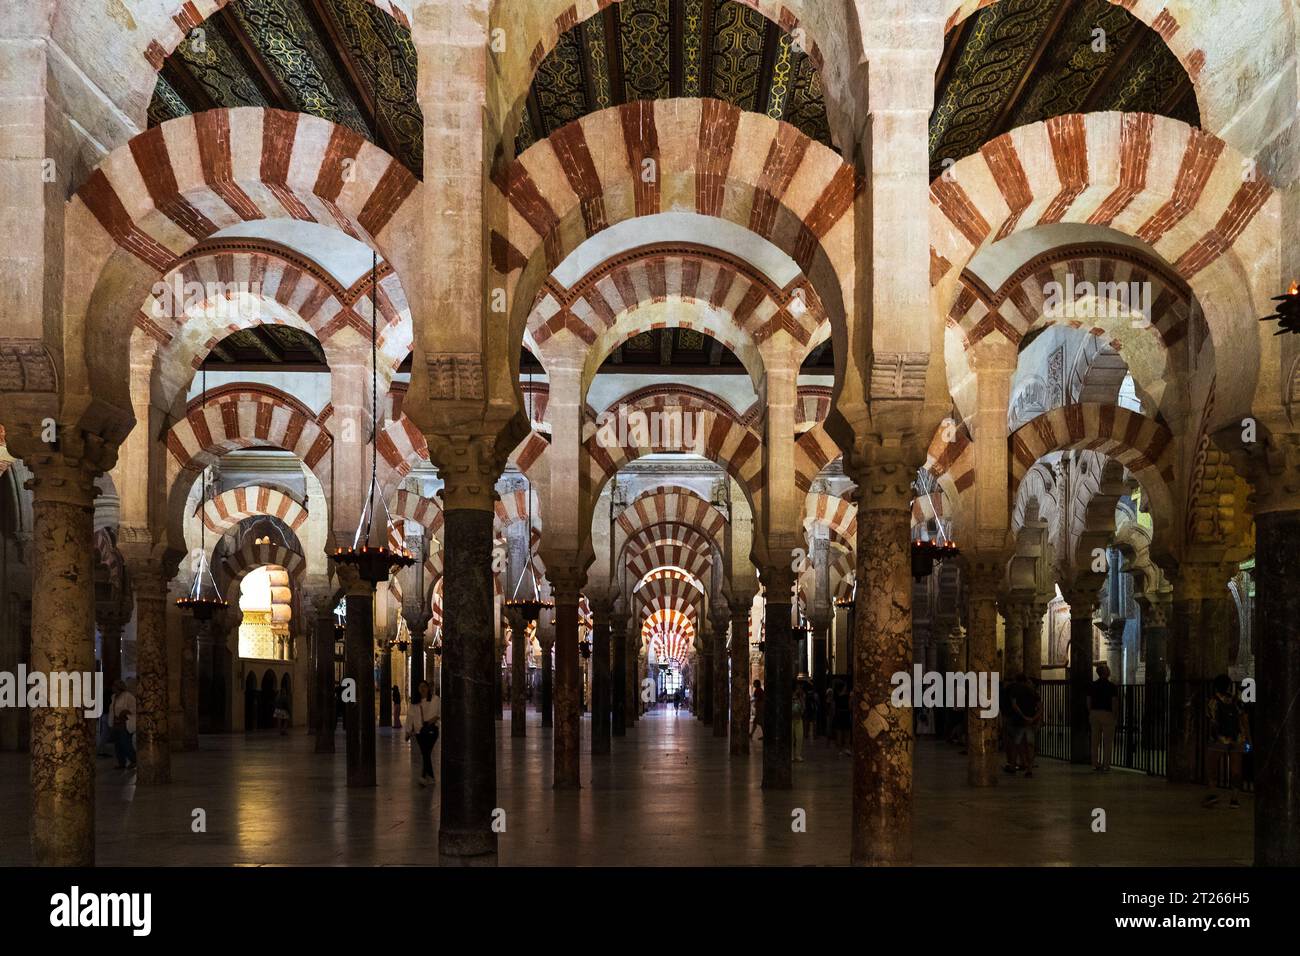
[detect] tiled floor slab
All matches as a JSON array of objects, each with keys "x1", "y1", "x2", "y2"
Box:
[{"x1": 0, "y1": 709, "x2": 1252, "y2": 866}]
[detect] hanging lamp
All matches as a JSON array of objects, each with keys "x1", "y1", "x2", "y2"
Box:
[
  {"x1": 177, "y1": 361, "x2": 230, "y2": 621},
  {"x1": 1261, "y1": 280, "x2": 1300, "y2": 335},
  {"x1": 910, "y1": 481, "x2": 960, "y2": 580},
  {"x1": 330, "y1": 249, "x2": 415, "y2": 585},
  {"x1": 503, "y1": 361, "x2": 554, "y2": 622}
]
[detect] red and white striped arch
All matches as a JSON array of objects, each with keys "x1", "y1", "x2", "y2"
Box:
[
  {"x1": 494, "y1": 100, "x2": 856, "y2": 353},
  {"x1": 201, "y1": 483, "x2": 308, "y2": 536},
  {"x1": 642, "y1": 608, "x2": 696, "y2": 668},
  {"x1": 930, "y1": 113, "x2": 1278, "y2": 425},
  {"x1": 617, "y1": 486, "x2": 729, "y2": 546},
  {"x1": 165, "y1": 384, "x2": 332, "y2": 476},
  {"x1": 1009, "y1": 404, "x2": 1175, "y2": 536},
  {"x1": 217, "y1": 539, "x2": 306, "y2": 605}
]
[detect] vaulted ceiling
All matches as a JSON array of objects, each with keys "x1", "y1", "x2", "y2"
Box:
[
  {"x1": 148, "y1": 0, "x2": 1198, "y2": 203},
  {"x1": 515, "y1": 0, "x2": 833, "y2": 155},
  {"x1": 204, "y1": 326, "x2": 329, "y2": 370},
  {"x1": 932, "y1": 0, "x2": 1199, "y2": 181},
  {"x1": 148, "y1": 0, "x2": 422, "y2": 176}
]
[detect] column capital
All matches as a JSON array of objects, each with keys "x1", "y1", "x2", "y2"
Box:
[
  {"x1": 1217, "y1": 426, "x2": 1300, "y2": 516},
  {"x1": 548, "y1": 568, "x2": 586, "y2": 604},
  {"x1": 1060, "y1": 587, "x2": 1099, "y2": 619},
  {"x1": 427, "y1": 433, "x2": 506, "y2": 512},
  {"x1": 1169, "y1": 561, "x2": 1237, "y2": 600},
  {"x1": 964, "y1": 551, "x2": 1010, "y2": 596},
  {"x1": 758, "y1": 564, "x2": 797, "y2": 599},
  {"x1": 119, "y1": 529, "x2": 183, "y2": 595},
  {"x1": 843, "y1": 456, "x2": 916, "y2": 512}
]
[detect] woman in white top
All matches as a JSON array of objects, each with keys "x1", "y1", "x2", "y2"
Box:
[
  {"x1": 110, "y1": 679, "x2": 138, "y2": 770},
  {"x1": 403, "y1": 681, "x2": 441, "y2": 786}
]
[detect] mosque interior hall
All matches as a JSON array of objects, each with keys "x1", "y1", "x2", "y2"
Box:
[{"x1": 1, "y1": 0, "x2": 1299, "y2": 872}]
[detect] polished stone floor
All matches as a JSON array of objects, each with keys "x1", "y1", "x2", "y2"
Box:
[{"x1": 0, "y1": 707, "x2": 1252, "y2": 866}]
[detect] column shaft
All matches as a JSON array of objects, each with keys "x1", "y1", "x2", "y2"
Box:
[
  {"x1": 591, "y1": 607, "x2": 611, "y2": 753},
  {"x1": 344, "y1": 589, "x2": 376, "y2": 787},
  {"x1": 553, "y1": 593, "x2": 581, "y2": 788},
  {"x1": 762, "y1": 595, "x2": 793, "y2": 790},
  {"x1": 712, "y1": 626, "x2": 729, "y2": 736},
  {"x1": 180, "y1": 619, "x2": 198, "y2": 750},
  {"x1": 730, "y1": 608, "x2": 750, "y2": 754},
  {"x1": 28, "y1": 463, "x2": 98, "y2": 865},
  {"x1": 850, "y1": 502, "x2": 913, "y2": 865},
  {"x1": 508, "y1": 612, "x2": 527, "y2": 738},
  {"x1": 314, "y1": 602, "x2": 336, "y2": 753},
  {"x1": 438, "y1": 506, "x2": 497, "y2": 863},
  {"x1": 1067, "y1": 602, "x2": 1096, "y2": 766},
  {"x1": 611, "y1": 617, "x2": 627, "y2": 736},
  {"x1": 966, "y1": 589, "x2": 999, "y2": 786},
  {"x1": 135, "y1": 573, "x2": 172, "y2": 786},
  {"x1": 1255, "y1": 509, "x2": 1300, "y2": 864}
]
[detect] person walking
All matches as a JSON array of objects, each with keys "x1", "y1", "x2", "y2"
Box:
[
  {"x1": 109, "y1": 679, "x2": 137, "y2": 770},
  {"x1": 390, "y1": 684, "x2": 402, "y2": 727},
  {"x1": 1087, "y1": 663, "x2": 1119, "y2": 771},
  {"x1": 273, "y1": 685, "x2": 291, "y2": 735},
  {"x1": 749, "y1": 680, "x2": 765, "y2": 739},
  {"x1": 404, "y1": 680, "x2": 441, "y2": 787},
  {"x1": 1204, "y1": 674, "x2": 1250, "y2": 809}
]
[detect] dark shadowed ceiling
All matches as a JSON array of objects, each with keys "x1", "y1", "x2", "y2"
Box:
[
  {"x1": 148, "y1": 0, "x2": 422, "y2": 176},
  {"x1": 515, "y1": 0, "x2": 833, "y2": 155},
  {"x1": 203, "y1": 326, "x2": 329, "y2": 370},
  {"x1": 931, "y1": 0, "x2": 1199, "y2": 180}
]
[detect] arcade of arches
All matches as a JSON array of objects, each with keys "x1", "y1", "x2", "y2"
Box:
[{"x1": 1, "y1": 0, "x2": 1298, "y2": 868}]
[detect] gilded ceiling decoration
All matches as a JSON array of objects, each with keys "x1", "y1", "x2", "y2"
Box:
[
  {"x1": 148, "y1": 0, "x2": 423, "y2": 177},
  {"x1": 931, "y1": 0, "x2": 1199, "y2": 181},
  {"x1": 516, "y1": 0, "x2": 834, "y2": 155}
]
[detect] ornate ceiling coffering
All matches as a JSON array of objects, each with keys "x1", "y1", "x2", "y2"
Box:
[
  {"x1": 149, "y1": 0, "x2": 423, "y2": 176},
  {"x1": 205, "y1": 326, "x2": 329, "y2": 369},
  {"x1": 931, "y1": 0, "x2": 1199, "y2": 181},
  {"x1": 516, "y1": 0, "x2": 834, "y2": 155}
]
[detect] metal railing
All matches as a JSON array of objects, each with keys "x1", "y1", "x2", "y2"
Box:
[{"x1": 1032, "y1": 679, "x2": 1251, "y2": 784}]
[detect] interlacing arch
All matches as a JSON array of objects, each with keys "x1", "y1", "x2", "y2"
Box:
[
  {"x1": 494, "y1": 100, "x2": 857, "y2": 357},
  {"x1": 201, "y1": 484, "x2": 309, "y2": 537},
  {"x1": 625, "y1": 534, "x2": 714, "y2": 585},
  {"x1": 375, "y1": 417, "x2": 431, "y2": 495},
  {"x1": 794, "y1": 423, "x2": 841, "y2": 492},
  {"x1": 930, "y1": 112, "x2": 1278, "y2": 428},
  {"x1": 69, "y1": 108, "x2": 420, "y2": 408},
  {"x1": 803, "y1": 491, "x2": 857, "y2": 547}
]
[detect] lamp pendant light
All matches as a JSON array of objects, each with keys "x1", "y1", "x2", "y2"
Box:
[
  {"x1": 504, "y1": 363, "x2": 553, "y2": 623},
  {"x1": 177, "y1": 361, "x2": 230, "y2": 620}
]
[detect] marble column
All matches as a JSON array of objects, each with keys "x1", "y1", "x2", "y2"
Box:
[
  {"x1": 966, "y1": 562, "x2": 1002, "y2": 787},
  {"x1": 699, "y1": 642, "x2": 713, "y2": 726},
  {"x1": 378, "y1": 641, "x2": 393, "y2": 728},
  {"x1": 343, "y1": 580, "x2": 376, "y2": 787},
  {"x1": 538, "y1": 626, "x2": 554, "y2": 729},
  {"x1": 1254, "y1": 506, "x2": 1300, "y2": 864},
  {"x1": 1167, "y1": 565, "x2": 1230, "y2": 783},
  {"x1": 849, "y1": 465, "x2": 914, "y2": 865},
  {"x1": 761, "y1": 566, "x2": 795, "y2": 790},
  {"x1": 1063, "y1": 590, "x2": 1097, "y2": 766},
  {"x1": 132, "y1": 558, "x2": 178, "y2": 786},
  {"x1": 729, "y1": 602, "x2": 750, "y2": 755},
  {"x1": 494, "y1": 629, "x2": 506, "y2": 722},
  {"x1": 591, "y1": 600, "x2": 611, "y2": 754},
  {"x1": 97, "y1": 611, "x2": 126, "y2": 691},
  {"x1": 1001, "y1": 601, "x2": 1024, "y2": 677},
  {"x1": 314, "y1": 595, "x2": 336, "y2": 753},
  {"x1": 505, "y1": 608, "x2": 528, "y2": 738},
  {"x1": 611, "y1": 610, "x2": 628, "y2": 736},
  {"x1": 628, "y1": 632, "x2": 641, "y2": 723},
  {"x1": 712, "y1": 618, "x2": 729, "y2": 737},
  {"x1": 24, "y1": 449, "x2": 101, "y2": 865},
  {"x1": 1141, "y1": 599, "x2": 1170, "y2": 685},
  {"x1": 810, "y1": 614, "x2": 829, "y2": 736},
  {"x1": 1105, "y1": 621, "x2": 1126, "y2": 682},
  {"x1": 180, "y1": 615, "x2": 198, "y2": 750},
  {"x1": 438, "y1": 485, "x2": 498, "y2": 864},
  {"x1": 552, "y1": 579, "x2": 582, "y2": 789},
  {"x1": 1023, "y1": 602, "x2": 1047, "y2": 681},
  {"x1": 402, "y1": 608, "x2": 427, "y2": 698}
]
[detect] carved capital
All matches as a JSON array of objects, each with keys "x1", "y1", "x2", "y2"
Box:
[
  {"x1": 843, "y1": 453, "x2": 917, "y2": 513},
  {"x1": 427, "y1": 433, "x2": 504, "y2": 512}
]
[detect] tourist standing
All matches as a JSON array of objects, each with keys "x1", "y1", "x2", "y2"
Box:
[
  {"x1": 109, "y1": 679, "x2": 137, "y2": 770},
  {"x1": 1087, "y1": 663, "x2": 1118, "y2": 771},
  {"x1": 1204, "y1": 674, "x2": 1250, "y2": 809},
  {"x1": 750, "y1": 680, "x2": 765, "y2": 739},
  {"x1": 404, "y1": 681, "x2": 441, "y2": 787}
]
